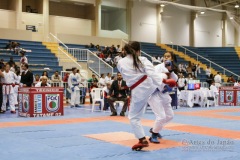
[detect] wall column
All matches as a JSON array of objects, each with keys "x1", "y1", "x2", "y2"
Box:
[
  {"x1": 95, "y1": 0, "x2": 102, "y2": 36},
  {"x1": 189, "y1": 0, "x2": 196, "y2": 47},
  {"x1": 126, "y1": 0, "x2": 132, "y2": 40},
  {"x1": 222, "y1": 7, "x2": 227, "y2": 47},
  {"x1": 43, "y1": 0, "x2": 49, "y2": 41},
  {"x1": 156, "y1": 5, "x2": 163, "y2": 44},
  {"x1": 16, "y1": 0, "x2": 22, "y2": 30}
]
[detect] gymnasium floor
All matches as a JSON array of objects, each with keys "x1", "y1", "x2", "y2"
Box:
[{"x1": 0, "y1": 105, "x2": 240, "y2": 160}]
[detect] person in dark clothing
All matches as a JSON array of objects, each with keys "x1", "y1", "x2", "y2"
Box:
[
  {"x1": 20, "y1": 63, "x2": 33, "y2": 87},
  {"x1": 206, "y1": 74, "x2": 214, "y2": 89},
  {"x1": 107, "y1": 72, "x2": 129, "y2": 116}
]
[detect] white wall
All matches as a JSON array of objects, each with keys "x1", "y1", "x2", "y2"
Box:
[
  {"x1": 49, "y1": 15, "x2": 94, "y2": 36},
  {"x1": 0, "y1": 28, "x2": 32, "y2": 40},
  {"x1": 20, "y1": 12, "x2": 44, "y2": 41},
  {"x1": 102, "y1": 0, "x2": 126, "y2": 9},
  {"x1": 226, "y1": 18, "x2": 235, "y2": 46},
  {"x1": 0, "y1": 9, "x2": 16, "y2": 29},
  {"x1": 131, "y1": 1, "x2": 157, "y2": 43},
  {"x1": 57, "y1": 33, "x2": 122, "y2": 46},
  {"x1": 194, "y1": 12, "x2": 222, "y2": 47},
  {"x1": 161, "y1": 5, "x2": 190, "y2": 46}
]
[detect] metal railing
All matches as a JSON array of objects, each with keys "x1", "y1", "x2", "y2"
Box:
[
  {"x1": 49, "y1": 33, "x2": 113, "y2": 77},
  {"x1": 67, "y1": 48, "x2": 88, "y2": 61},
  {"x1": 174, "y1": 45, "x2": 240, "y2": 78},
  {"x1": 87, "y1": 50, "x2": 113, "y2": 77}
]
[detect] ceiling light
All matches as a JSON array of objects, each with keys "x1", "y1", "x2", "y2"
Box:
[
  {"x1": 235, "y1": 2, "x2": 239, "y2": 8},
  {"x1": 230, "y1": 17, "x2": 234, "y2": 19},
  {"x1": 200, "y1": 11, "x2": 205, "y2": 14},
  {"x1": 160, "y1": 4, "x2": 165, "y2": 7}
]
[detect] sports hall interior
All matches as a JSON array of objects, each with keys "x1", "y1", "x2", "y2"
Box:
[{"x1": 0, "y1": 0, "x2": 240, "y2": 160}]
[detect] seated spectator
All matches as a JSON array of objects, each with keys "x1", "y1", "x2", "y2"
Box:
[
  {"x1": 116, "y1": 45, "x2": 121, "y2": 53},
  {"x1": 8, "y1": 57, "x2": 15, "y2": 67},
  {"x1": 177, "y1": 73, "x2": 186, "y2": 91},
  {"x1": 107, "y1": 72, "x2": 129, "y2": 117},
  {"x1": 10, "y1": 63, "x2": 17, "y2": 73},
  {"x1": 90, "y1": 43, "x2": 95, "y2": 48},
  {"x1": 206, "y1": 74, "x2": 214, "y2": 88},
  {"x1": 99, "y1": 73, "x2": 106, "y2": 88},
  {"x1": 205, "y1": 66, "x2": 211, "y2": 77},
  {"x1": 113, "y1": 53, "x2": 122, "y2": 67},
  {"x1": 103, "y1": 83, "x2": 111, "y2": 111},
  {"x1": 105, "y1": 54, "x2": 113, "y2": 65},
  {"x1": 33, "y1": 74, "x2": 40, "y2": 85},
  {"x1": 105, "y1": 73, "x2": 112, "y2": 84},
  {"x1": 99, "y1": 51, "x2": 105, "y2": 59},
  {"x1": 20, "y1": 50, "x2": 28, "y2": 67},
  {"x1": 51, "y1": 71, "x2": 62, "y2": 86},
  {"x1": 107, "y1": 47, "x2": 115, "y2": 58},
  {"x1": 227, "y1": 75, "x2": 235, "y2": 83},
  {"x1": 111, "y1": 75, "x2": 116, "y2": 84},
  {"x1": 40, "y1": 71, "x2": 49, "y2": 80},
  {"x1": 5, "y1": 41, "x2": 12, "y2": 49},
  {"x1": 87, "y1": 74, "x2": 98, "y2": 89},
  {"x1": 90, "y1": 80, "x2": 98, "y2": 104},
  {"x1": 35, "y1": 76, "x2": 51, "y2": 87}
]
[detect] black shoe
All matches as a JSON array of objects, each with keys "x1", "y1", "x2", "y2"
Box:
[
  {"x1": 70, "y1": 105, "x2": 75, "y2": 108},
  {"x1": 149, "y1": 128, "x2": 162, "y2": 139},
  {"x1": 110, "y1": 112, "x2": 117, "y2": 116},
  {"x1": 120, "y1": 111, "x2": 125, "y2": 116}
]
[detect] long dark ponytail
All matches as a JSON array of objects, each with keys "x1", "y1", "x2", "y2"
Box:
[{"x1": 124, "y1": 41, "x2": 143, "y2": 71}]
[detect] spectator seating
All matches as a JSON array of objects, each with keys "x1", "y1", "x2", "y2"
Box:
[
  {"x1": 170, "y1": 45, "x2": 240, "y2": 78},
  {"x1": 0, "y1": 39, "x2": 62, "y2": 76},
  {"x1": 140, "y1": 42, "x2": 207, "y2": 82}
]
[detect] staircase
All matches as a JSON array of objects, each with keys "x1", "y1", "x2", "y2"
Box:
[
  {"x1": 234, "y1": 47, "x2": 240, "y2": 59},
  {"x1": 43, "y1": 42, "x2": 92, "y2": 78},
  {"x1": 158, "y1": 44, "x2": 228, "y2": 82}
]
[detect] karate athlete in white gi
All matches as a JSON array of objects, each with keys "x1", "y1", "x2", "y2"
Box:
[
  {"x1": 1, "y1": 63, "x2": 18, "y2": 113},
  {"x1": 117, "y1": 42, "x2": 176, "y2": 151},
  {"x1": 68, "y1": 67, "x2": 81, "y2": 108},
  {"x1": 148, "y1": 51, "x2": 178, "y2": 144}
]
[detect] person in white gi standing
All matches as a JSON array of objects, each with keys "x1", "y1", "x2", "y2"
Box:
[
  {"x1": 214, "y1": 72, "x2": 222, "y2": 89},
  {"x1": 1, "y1": 63, "x2": 18, "y2": 113},
  {"x1": 68, "y1": 67, "x2": 81, "y2": 108},
  {"x1": 13, "y1": 70, "x2": 21, "y2": 106},
  {"x1": 117, "y1": 42, "x2": 176, "y2": 151},
  {"x1": 148, "y1": 51, "x2": 178, "y2": 144}
]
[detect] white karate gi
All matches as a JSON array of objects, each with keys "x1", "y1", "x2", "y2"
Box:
[
  {"x1": 148, "y1": 63, "x2": 178, "y2": 133},
  {"x1": 117, "y1": 55, "x2": 165, "y2": 139},
  {"x1": 68, "y1": 73, "x2": 81, "y2": 106},
  {"x1": 1, "y1": 71, "x2": 18, "y2": 111}
]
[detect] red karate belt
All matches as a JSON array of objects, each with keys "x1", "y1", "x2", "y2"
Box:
[{"x1": 130, "y1": 75, "x2": 147, "y2": 90}]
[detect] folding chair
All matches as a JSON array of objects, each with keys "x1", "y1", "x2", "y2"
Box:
[{"x1": 91, "y1": 88, "x2": 104, "y2": 112}]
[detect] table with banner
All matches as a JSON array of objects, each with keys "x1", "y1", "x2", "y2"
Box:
[
  {"x1": 218, "y1": 86, "x2": 240, "y2": 106},
  {"x1": 18, "y1": 87, "x2": 64, "y2": 117}
]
